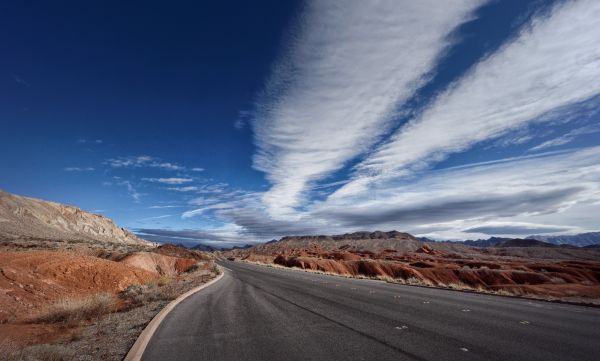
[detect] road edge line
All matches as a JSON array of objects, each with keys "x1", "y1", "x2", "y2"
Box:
[{"x1": 124, "y1": 268, "x2": 226, "y2": 361}]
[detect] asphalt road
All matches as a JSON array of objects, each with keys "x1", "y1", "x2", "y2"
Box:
[{"x1": 142, "y1": 260, "x2": 600, "y2": 361}]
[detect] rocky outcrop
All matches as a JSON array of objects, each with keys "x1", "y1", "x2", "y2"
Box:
[
  {"x1": 120, "y1": 252, "x2": 198, "y2": 276},
  {"x1": 0, "y1": 250, "x2": 157, "y2": 323},
  {"x1": 0, "y1": 190, "x2": 154, "y2": 247}
]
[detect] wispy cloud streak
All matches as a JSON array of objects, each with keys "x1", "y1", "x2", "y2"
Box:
[
  {"x1": 106, "y1": 156, "x2": 184, "y2": 171},
  {"x1": 253, "y1": 0, "x2": 484, "y2": 216},
  {"x1": 345, "y1": 0, "x2": 600, "y2": 195},
  {"x1": 142, "y1": 177, "x2": 192, "y2": 185}
]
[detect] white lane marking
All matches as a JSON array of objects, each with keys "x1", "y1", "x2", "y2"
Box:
[
  {"x1": 395, "y1": 325, "x2": 408, "y2": 330},
  {"x1": 520, "y1": 320, "x2": 530, "y2": 325},
  {"x1": 351, "y1": 287, "x2": 357, "y2": 290},
  {"x1": 222, "y1": 266, "x2": 233, "y2": 272},
  {"x1": 462, "y1": 309, "x2": 471, "y2": 312},
  {"x1": 394, "y1": 295, "x2": 401, "y2": 299},
  {"x1": 460, "y1": 347, "x2": 469, "y2": 352},
  {"x1": 423, "y1": 301, "x2": 430, "y2": 304}
]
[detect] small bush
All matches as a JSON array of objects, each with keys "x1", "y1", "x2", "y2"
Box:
[
  {"x1": 157, "y1": 276, "x2": 171, "y2": 287},
  {"x1": 210, "y1": 263, "x2": 222, "y2": 275},
  {"x1": 120, "y1": 284, "x2": 157, "y2": 306},
  {"x1": 33, "y1": 293, "x2": 116, "y2": 325},
  {"x1": 120, "y1": 283, "x2": 178, "y2": 306}
]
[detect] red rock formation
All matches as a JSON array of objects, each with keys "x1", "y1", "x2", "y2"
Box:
[{"x1": 228, "y1": 232, "x2": 600, "y2": 302}]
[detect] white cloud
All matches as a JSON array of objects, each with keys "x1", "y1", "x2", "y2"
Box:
[
  {"x1": 182, "y1": 203, "x2": 235, "y2": 219},
  {"x1": 64, "y1": 167, "x2": 95, "y2": 172},
  {"x1": 530, "y1": 124, "x2": 600, "y2": 151},
  {"x1": 461, "y1": 221, "x2": 575, "y2": 236},
  {"x1": 141, "y1": 214, "x2": 174, "y2": 221},
  {"x1": 168, "y1": 186, "x2": 199, "y2": 192},
  {"x1": 106, "y1": 156, "x2": 184, "y2": 171},
  {"x1": 77, "y1": 139, "x2": 103, "y2": 144},
  {"x1": 148, "y1": 205, "x2": 185, "y2": 209},
  {"x1": 189, "y1": 196, "x2": 221, "y2": 206},
  {"x1": 253, "y1": 0, "x2": 484, "y2": 216},
  {"x1": 345, "y1": 0, "x2": 600, "y2": 193},
  {"x1": 191, "y1": 167, "x2": 204, "y2": 172},
  {"x1": 142, "y1": 177, "x2": 193, "y2": 185},
  {"x1": 118, "y1": 181, "x2": 142, "y2": 202},
  {"x1": 195, "y1": 183, "x2": 228, "y2": 194},
  {"x1": 11, "y1": 73, "x2": 30, "y2": 87},
  {"x1": 313, "y1": 147, "x2": 600, "y2": 239},
  {"x1": 196, "y1": 147, "x2": 600, "y2": 241}
]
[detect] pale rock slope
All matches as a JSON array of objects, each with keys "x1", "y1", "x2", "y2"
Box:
[{"x1": 0, "y1": 190, "x2": 153, "y2": 246}]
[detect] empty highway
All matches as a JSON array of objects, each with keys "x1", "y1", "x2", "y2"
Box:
[{"x1": 142, "y1": 260, "x2": 600, "y2": 361}]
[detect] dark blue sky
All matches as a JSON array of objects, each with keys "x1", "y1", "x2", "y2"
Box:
[
  {"x1": 1, "y1": 1, "x2": 299, "y2": 226},
  {"x1": 1, "y1": 0, "x2": 599, "y2": 246}
]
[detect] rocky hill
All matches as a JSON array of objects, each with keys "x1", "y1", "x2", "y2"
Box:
[
  {"x1": 0, "y1": 190, "x2": 154, "y2": 247},
  {"x1": 255, "y1": 231, "x2": 424, "y2": 254},
  {"x1": 493, "y1": 238, "x2": 559, "y2": 248}
]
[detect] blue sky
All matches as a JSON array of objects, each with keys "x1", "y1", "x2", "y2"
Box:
[{"x1": 1, "y1": 0, "x2": 599, "y2": 247}]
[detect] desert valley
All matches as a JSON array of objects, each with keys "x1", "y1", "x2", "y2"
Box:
[{"x1": 3, "y1": 1, "x2": 600, "y2": 359}]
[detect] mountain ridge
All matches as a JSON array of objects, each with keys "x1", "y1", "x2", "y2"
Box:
[
  {"x1": 528, "y1": 232, "x2": 600, "y2": 247},
  {"x1": 0, "y1": 190, "x2": 154, "y2": 246}
]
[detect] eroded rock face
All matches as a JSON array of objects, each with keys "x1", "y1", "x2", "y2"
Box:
[
  {"x1": 119, "y1": 252, "x2": 198, "y2": 277},
  {"x1": 226, "y1": 231, "x2": 600, "y2": 302},
  {"x1": 0, "y1": 250, "x2": 157, "y2": 323},
  {"x1": 0, "y1": 190, "x2": 154, "y2": 247}
]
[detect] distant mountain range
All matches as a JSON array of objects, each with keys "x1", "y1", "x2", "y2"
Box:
[
  {"x1": 442, "y1": 233, "x2": 600, "y2": 248},
  {"x1": 190, "y1": 243, "x2": 253, "y2": 252},
  {"x1": 527, "y1": 232, "x2": 600, "y2": 247},
  {"x1": 170, "y1": 230, "x2": 600, "y2": 251}
]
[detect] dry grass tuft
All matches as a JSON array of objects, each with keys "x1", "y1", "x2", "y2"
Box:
[
  {"x1": 0, "y1": 342, "x2": 74, "y2": 361},
  {"x1": 32, "y1": 293, "x2": 117, "y2": 326},
  {"x1": 119, "y1": 282, "x2": 178, "y2": 307}
]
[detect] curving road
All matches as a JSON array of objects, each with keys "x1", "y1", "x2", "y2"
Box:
[{"x1": 142, "y1": 260, "x2": 600, "y2": 361}]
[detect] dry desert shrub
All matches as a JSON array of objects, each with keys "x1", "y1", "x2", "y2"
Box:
[
  {"x1": 211, "y1": 263, "x2": 222, "y2": 275},
  {"x1": 157, "y1": 276, "x2": 171, "y2": 287},
  {"x1": 375, "y1": 274, "x2": 396, "y2": 283},
  {"x1": 120, "y1": 281, "x2": 178, "y2": 307},
  {"x1": 120, "y1": 284, "x2": 159, "y2": 306},
  {"x1": 32, "y1": 293, "x2": 116, "y2": 325},
  {"x1": 182, "y1": 261, "x2": 208, "y2": 274}
]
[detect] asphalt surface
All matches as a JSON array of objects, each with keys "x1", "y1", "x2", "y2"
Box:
[{"x1": 142, "y1": 260, "x2": 600, "y2": 361}]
